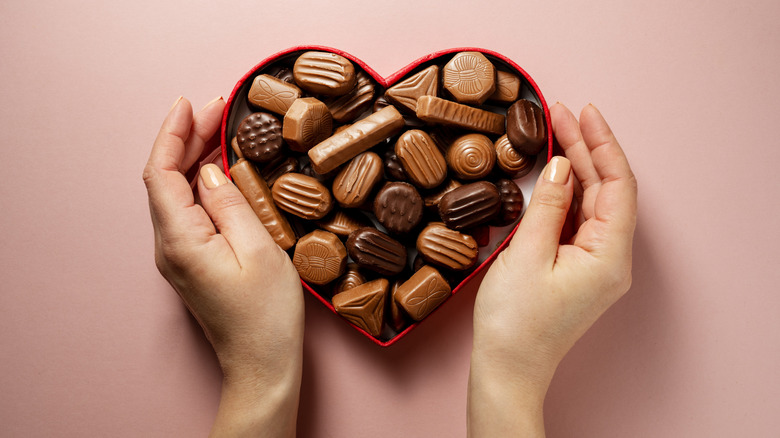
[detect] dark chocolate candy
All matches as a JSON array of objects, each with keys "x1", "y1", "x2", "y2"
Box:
[
  {"x1": 438, "y1": 181, "x2": 501, "y2": 230},
  {"x1": 300, "y1": 161, "x2": 340, "y2": 183},
  {"x1": 506, "y1": 99, "x2": 547, "y2": 155},
  {"x1": 373, "y1": 182, "x2": 423, "y2": 235},
  {"x1": 346, "y1": 228, "x2": 407, "y2": 276},
  {"x1": 236, "y1": 112, "x2": 284, "y2": 163},
  {"x1": 492, "y1": 178, "x2": 525, "y2": 226},
  {"x1": 259, "y1": 155, "x2": 298, "y2": 187},
  {"x1": 382, "y1": 148, "x2": 408, "y2": 181}
]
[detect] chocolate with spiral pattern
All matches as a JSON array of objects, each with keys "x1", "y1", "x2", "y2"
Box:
[{"x1": 446, "y1": 133, "x2": 496, "y2": 180}]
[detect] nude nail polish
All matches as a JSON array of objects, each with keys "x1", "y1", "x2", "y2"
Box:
[
  {"x1": 169, "y1": 96, "x2": 183, "y2": 112},
  {"x1": 200, "y1": 164, "x2": 228, "y2": 189},
  {"x1": 201, "y1": 96, "x2": 224, "y2": 111},
  {"x1": 543, "y1": 156, "x2": 571, "y2": 184}
]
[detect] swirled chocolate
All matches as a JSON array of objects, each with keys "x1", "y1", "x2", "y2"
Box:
[
  {"x1": 373, "y1": 182, "x2": 423, "y2": 235},
  {"x1": 438, "y1": 181, "x2": 501, "y2": 230},
  {"x1": 495, "y1": 134, "x2": 536, "y2": 178},
  {"x1": 346, "y1": 228, "x2": 407, "y2": 276},
  {"x1": 335, "y1": 263, "x2": 367, "y2": 293},
  {"x1": 446, "y1": 133, "x2": 496, "y2": 180}
]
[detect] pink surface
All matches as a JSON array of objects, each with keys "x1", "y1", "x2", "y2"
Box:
[{"x1": 1, "y1": 0, "x2": 779, "y2": 436}]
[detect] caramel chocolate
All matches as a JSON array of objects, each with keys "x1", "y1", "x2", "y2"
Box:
[
  {"x1": 423, "y1": 179, "x2": 462, "y2": 210},
  {"x1": 506, "y1": 99, "x2": 547, "y2": 155},
  {"x1": 385, "y1": 65, "x2": 439, "y2": 114},
  {"x1": 308, "y1": 106, "x2": 404, "y2": 174},
  {"x1": 292, "y1": 230, "x2": 347, "y2": 285},
  {"x1": 495, "y1": 134, "x2": 536, "y2": 178},
  {"x1": 346, "y1": 227, "x2": 407, "y2": 276},
  {"x1": 443, "y1": 52, "x2": 496, "y2": 106},
  {"x1": 247, "y1": 74, "x2": 302, "y2": 115},
  {"x1": 325, "y1": 70, "x2": 375, "y2": 123},
  {"x1": 316, "y1": 209, "x2": 371, "y2": 238},
  {"x1": 335, "y1": 263, "x2": 367, "y2": 293},
  {"x1": 283, "y1": 97, "x2": 333, "y2": 153},
  {"x1": 271, "y1": 173, "x2": 334, "y2": 220},
  {"x1": 493, "y1": 179, "x2": 525, "y2": 226},
  {"x1": 259, "y1": 155, "x2": 298, "y2": 187},
  {"x1": 332, "y1": 278, "x2": 388, "y2": 337},
  {"x1": 446, "y1": 133, "x2": 496, "y2": 180},
  {"x1": 228, "y1": 159, "x2": 297, "y2": 250},
  {"x1": 489, "y1": 70, "x2": 521, "y2": 104},
  {"x1": 332, "y1": 152, "x2": 384, "y2": 208},
  {"x1": 373, "y1": 182, "x2": 423, "y2": 235},
  {"x1": 417, "y1": 222, "x2": 478, "y2": 271},
  {"x1": 293, "y1": 51, "x2": 357, "y2": 96},
  {"x1": 236, "y1": 112, "x2": 284, "y2": 164},
  {"x1": 416, "y1": 95, "x2": 505, "y2": 135},
  {"x1": 439, "y1": 181, "x2": 501, "y2": 230},
  {"x1": 394, "y1": 129, "x2": 447, "y2": 189},
  {"x1": 395, "y1": 266, "x2": 451, "y2": 321}
]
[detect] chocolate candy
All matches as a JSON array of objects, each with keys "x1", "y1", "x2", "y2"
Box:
[
  {"x1": 417, "y1": 222, "x2": 478, "y2": 271},
  {"x1": 346, "y1": 228, "x2": 407, "y2": 276},
  {"x1": 489, "y1": 70, "x2": 521, "y2": 104},
  {"x1": 293, "y1": 51, "x2": 357, "y2": 96},
  {"x1": 372, "y1": 95, "x2": 391, "y2": 113},
  {"x1": 325, "y1": 70, "x2": 375, "y2": 123},
  {"x1": 439, "y1": 181, "x2": 501, "y2": 230},
  {"x1": 259, "y1": 155, "x2": 298, "y2": 187},
  {"x1": 229, "y1": 159, "x2": 297, "y2": 250},
  {"x1": 382, "y1": 147, "x2": 408, "y2": 181},
  {"x1": 443, "y1": 52, "x2": 496, "y2": 105},
  {"x1": 236, "y1": 112, "x2": 284, "y2": 164},
  {"x1": 394, "y1": 129, "x2": 447, "y2": 189},
  {"x1": 416, "y1": 95, "x2": 505, "y2": 135},
  {"x1": 394, "y1": 266, "x2": 451, "y2": 321},
  {"x1": 493, "y1": 179, "x2": 525, "y2": 226},
  {"x1": 446, "y1": 133, "x2": 496, "y2": 180},
  {"x1": 230, "y1": 136, "x2": 243, "y2": 159},
  {"x1": 387, "y1": 279, "x2": 408, "y2": 332},
  {"x1": 316, "y1": 209, "x2": 371, "y2": 238},
  {"x1": 248, "y1": 74, "x2": 302, "y2": 115},
  {"x1": 335, "y1": 263, "x2": 367, "y2": 293},
  {"x1": 506, "y1": 99, "x2": 547, "y2": 155},
  {"x1": 423, "y1": 179, "x2": 462, "y2": 211},
  {"x1": 283, "y1": 97, "x2": 333, "y2": 152},
  {"x1": 373, "y1": 182, "x2": 423, "y2": 235},
  {"x1": 292, "y1": 230, "x2": 347, "y2": 285},
  {"x1": 332, "y1": 278, "x2": 388, "y2": 337},
  {"x1": 271, "y1": 173, "x2": 334, "y2": 220},
  {"x1": 308, "y1": 106, "x2": 404, "y2": 174},
  {"x1": 385, "y1": 65, "x2": 439, "y2": 114},
  {"x1": 495, "y1": 134, "x2": 536, "y2": 178},
  {"x1": 300, "y1": 161, "x2": 340, "y2": 183},
  {"x1": 332, "y1": 152, "x2": 384, "y2": 208}
]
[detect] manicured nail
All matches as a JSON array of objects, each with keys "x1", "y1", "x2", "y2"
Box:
[
  {"x1": 201, "y1": 96, "x2": 224, "y2": 111},
  {"x1": 169, "y1": 96, "x2": 183, "y2": 112},
  {"x1": 200, "y1": 163, "x2": 228, "y2": 189},
  {"x1": 543, "y1": 156, "x2": 571, "y2": 184}
]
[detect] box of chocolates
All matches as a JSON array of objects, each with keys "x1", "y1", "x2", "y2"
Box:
[{"x1": 220, "y1": 46, "x2": 552, "y2": 346}]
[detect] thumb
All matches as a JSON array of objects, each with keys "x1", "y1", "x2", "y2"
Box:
[{"x1": 506, "y1": 156, "x2": 573, "y2": 268}]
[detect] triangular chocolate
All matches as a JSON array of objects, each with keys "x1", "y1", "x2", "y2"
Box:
[
  {"x1": 385, "y1": 65, "x2": 439, "y2": 114},
  {"x1": 332, "y1": 278, "x2": 388, "y2": 337}
]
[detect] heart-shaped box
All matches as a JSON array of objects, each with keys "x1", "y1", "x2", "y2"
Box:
[{"x1": 221, "y1": 46, "x2": 552, "y2": 346}]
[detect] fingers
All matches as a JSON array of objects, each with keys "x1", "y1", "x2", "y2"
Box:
[
  {"x1": 181, "y1": 97, "x2": 226, "y2": 173},
  {"x1": 551, "y1": 104, "x2": 602, "y2": 194}
]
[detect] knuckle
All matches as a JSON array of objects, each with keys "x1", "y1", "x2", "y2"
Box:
[
  {"x1": 211, "y1": 189, "x2": 248, "y2": 212},
  {"x1": 534, "y1": 189, "x2": 569, "y2": 212},
  {"x1": 142, "y1": 165, "x2": 157, "y2": 187}
]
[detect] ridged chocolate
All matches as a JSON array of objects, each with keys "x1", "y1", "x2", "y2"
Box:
[
  {"x1": 282, "y1": 97, "x2": 333, "y2": 152},
  {"x1": 446, "y1": 133, "x2": 496, "y2": 180},
  {"x1": 292, "y1": 230, "x2": 347, "y2": 285},
  {"x1": 373, "y1": 182, "x2": 423, "y2": 235},
  {"x1": 332, "y1": 152, "x2": 384, "y2": 207},
  {"x1": 332, "y1": 278, "x2": 388, "y2": 337},
  {"x1": 489, "y1": 70, "x2": 521, "y2": 103},
  {"x1": 423, "y1": 179, "x2": 462, "y2": 210},
  {"x1": 335, "y1": 263, "x2": 367, "y2": 293},
  {"x1": 259, "y1": 155, "x2": 298, "y2": 187},
  {"x1": 506, "y1": 99, "x2": 547, "y2": 155},
  {"x1": 247, "y1": 74, "x2": 301, "y2": 115},
  {"x1": 293, "y1": 51, "x2": 357, "y2": 96},
  {"x1": 236, "y1": 112, "x2": 284, "y2": 164},
  {"x1": 438, "y1": 181, "x2": 501, "y2": 230},
  {"x1": 271, "y1": 173, "x2": 334, "y2": 219},
  {"x1": 493, "y1": 179, "x2": 525, "y2": 226},
  {"x1": 495, "y1": 134, "x2": 536, "y2": 178},
  {"x1": 385, "y1": 65, "x2": 439, "y2": 114},
  {"x1": 394, "y1": 266, "x2": 451, "y2": 321},
  {"x1": 316, "y1": 209, "x2": 371, "y2": 238},
  {"x1": 325, "y1": 70, "x2": 375, "y2": 123},
  {"x1": 416, "y1": 95, "x2": 505, "y2": 135},
  {"x1": 443, "y1": 52, "x2": 496, "y2": 105},
  {"x1": 417, "y1": 222, "x2": 478, "y2": 271},
  {"x1": 394, "y1": 129, "x2": 447, "y2": 189},
  {"x1": 346, "y1": 228, "x2": 407, "y2": 276},
  {"x1": 382, "y1": 147, "x2": 408, "y2": 181}
]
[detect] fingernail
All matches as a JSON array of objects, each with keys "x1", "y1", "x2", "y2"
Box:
[
  {"x1": 543, "y1": 156, "x2": 571, "y2": 184},
  {"x1": 200, "y1": 96, "x2": 224, "y2": 111},
  {"x1": 200, "y1": 163, "x2": 228, "y2": 189},
  {"x1": 169, "y1": 96, "x2": 183, "y2": 112}
]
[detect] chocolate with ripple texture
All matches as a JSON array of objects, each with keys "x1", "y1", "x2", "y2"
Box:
[
  {"x1": 346, "y1": 228, "x2": 407, "y2": 276},
  {"x1": 292, "y1": 230, "x2": 347, "y2": 285},
  {"x1": 394, "y1": 129, "x2": 447, "y2": 189},
  {"x1": 394, "y1": 266, "x2": 451, "y2": 321},
  {"x1": 271, "y1": 173, "x2": 333, "y2": 219},
  {"x1": 332, "y1": 278, "x2": 388, "y2": 337},
  {"x1": 446, "y1": 133, "x2": 496, "y2": 180},
  {"x1": 293, "y1": 51, "x2": 356, "y2": 96},
  {"x1": 438, "y1": 181, "x2": 501, "y2": 230},
  {"x1": 316, "y1": 209, "x2": 371, "y2": 238},
  {"x1": 373, "y1": 182, "x2": 423, "y2": 235},
  {"x1": 494, "y1": 134, "x2": 536, "y2": 178},
  {"x1": 417, "y1": 222, "x2": 478, "y2": 271},
  {"x1": 493, "y1": 179, "x2": 525, "y2": 226},
  {"x1": 506, "y1": 99, "x2": 547, "y2": 155},
  {"x1": 325, "y1": 70, "x2": 376, "y2": 123},
  {"x1": 332, "y1": 152, "x2": 384, "y2": 208}
]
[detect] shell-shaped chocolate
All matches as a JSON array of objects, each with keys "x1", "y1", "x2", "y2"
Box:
[
  {"x1": 332, "y1": 152, "x2": 384, "y2": 208},
  {"x1": 493, "y1": 179, "x2": 525, "y2": 226},
  {"x1": 283, "y1": 97, "x2": 332, "y2": 153},
  {"x1": 443, "y1": 52, "x2": 496, "y2": 105},
  {"x1": 506, "y1": 99, "x2": 547, "y2": 155},
  {"x1": 417, "y1": 223, "x2": 478, "y2": 271},
  {"x1": 438, "y1": 181, "x2": 501, "y2": 230},
  {"x1": 446, "y1": 133, "x2": 496, "y2": 180},
  {"x1": 325, "y1": 70, "x2": 376, "y2": 123},
  {"x1": 394, "y1": 129, "x2": 447, "y2": 189},
  {"x1": 495, "y1": 134, "x2": 536, "y2": 178},
  {"x1": 247, "y1": 74, "x2": 301, "y2": 115},
  {"x1": 373, "y1": 182, "x2": 423, "y2": 235},
  {"x1": 293, "y1": 51, "x2": 357, "y2": 96},
  {"x1": 395, "y1": 266, "x2": 451, "y2": 321},
  {"x1": 271, "y1": 173, "x2": 334, "y2": 219},
  {"x1": 346, "y1": 228, "x2": 407, "y2": 276},
  {"x1": 236, "y1": 112, "x2": 284, "y2": 164},
  {"x1": 292, "y1": 230, "x2": 347, "y2": 285}
]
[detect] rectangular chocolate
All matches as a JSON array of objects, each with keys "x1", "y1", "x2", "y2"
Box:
[{"x1": 415, "y1": 95, "x2": 505, "y2": 135}]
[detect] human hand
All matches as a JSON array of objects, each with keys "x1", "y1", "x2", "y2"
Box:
[
  {"x1": 468, "y1": 103, "x2": 637, "y2": 436},
  {"x1": 143, "y1": 97, "x2": 304, "y2": 437}
]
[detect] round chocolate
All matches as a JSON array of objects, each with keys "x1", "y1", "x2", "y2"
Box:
[
  {"x1": 236, "y1": 112, "x2": 284, "y2": 163},
  {"x1": 346, "y1": 228, "x2": 407, "y2": 276},
  {"x1": 446, "y1": 133, "x2": 496, "y2": 180},
  {"x1": 292, "y1": 230, "x2": 347, "y2": 285},
  {"x1": 493, "y1": 179, "x2": 525, "y2": 226},
  {"x1": 373, "y1": 182, "x2": 424, "y2": 235},
  {"x1": 506, "y1": 99, "x2": 547, "y2": 156},
  {"x1": 495, "y1": 134, "x2": 536, "y2": 178}
]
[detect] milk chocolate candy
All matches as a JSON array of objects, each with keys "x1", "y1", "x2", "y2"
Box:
[
  {"x1": 247, "y1": 74, "x2": 302, "y2": 115},
  {"x1": 395, "y1": 266, "x2": 451, "y2": 321},
  {"x1": 373, "y1": 182, "x2": 423, "y2": 235},
  {"x1": 229, "y1": 159, "x2": 296, "y2": 250},
  {"x1": 446, "y1": 133, "x2": 496, "y2": 180},
  {"x1": 325, "y1": 70, "x2": 375, "y2": 123},
  {"x1": 332, "y1": 152, "x2": 384, "y2": 208},
  {"x1": 308, "y1": 106, "x2": 404, "y2": 174},
  {"x1": 230, "y1": 136, "x2": 243, "y2": 159},
  {"x1": 495, "y1": 134, "x2": 536, "y2": 178},
  {"x1": 416, "y1": 95, "x2": 505, "y2": 135},
  {"x1": 271, "y1": 173, "x2": 334, "y2": 220},
  {"x1": 439, "y1": 181, "x2": 501, "y2": 230},
  {"x1": 346, "y1": 228, "x2": 407, "y2": 276},
  {"x1": 385, "y1": 65, "x2": 439, "y2": 114},
  {"x1": 373, "y1": 95, "x2": 391, "y2": 113},
  {"x1": 283, "y1": 97, "x2": 333, "y2": 153},
  {"x1": 335, "y1": 263, "x2": 367, "y2": 293},
  {"x1": 382, "y1": 148, "x2": 408, "y2": 181},
  {"x1": 332, "y1": 278, "x2": 388, "y2": 337},
  {"x1": 259, "y1": 155, "x2": 298, "y2": 187},
  {"x1": 488, "y1": 70, "x2": 521, "y2": 104},
  {"x1": 417, "y1": 222, "x2": 478, "y2": 271},
  {"x1": 394, "y1": 129, "x2": 447, "y2": 189},
  {"x1": 423, "y1": 179, "x2": 462, "y2": 211},
  {"x1": 387, "y1": 279, "x2": 408, "y2": 332},
  {"x1": 443, "y1": 52, "x2": 496, "y2": 106},
  {"x1": 292, "y1": 230, "x2": 347, "y2": 285},
  {"x1": 293, "y1": 51, "x2": 357, "y2": 96},
  {"x1": 316, "y1": 209, "x2": 371, "y2": 238},
  {"x1": 493, "y1": 178, "x2": 525, "y2": 226},
  {"x1": 236, "y1": 112, "x2": 284, "y2": 164},
  {"x1": 506, "y1": 99, "x2": 547, "y2": 155}
]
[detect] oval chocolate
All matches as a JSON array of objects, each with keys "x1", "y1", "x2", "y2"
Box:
[
  {"x1": 332, "y1": 152, "x2": 384, "y2": 208},
  {"x1": 293, "y1": 51, "x2": 357, "y2": 96},
  {"x1": 394, "y1": 129, "x2": 447, "y2": 189},
  {"x1": 346, "y1": 227, "x2": 407, "y2": 276},
  {"x1": 417, "y1": 222, "x2": 478, "y2": 271},
  {"x1": 506, "y1": 99, "x2": 547, "y2": 155},
  {"x1": 438, "y1": 181, "x2": 501, "y2": 230},
  {"x1": 271, "y1": 173, "x2": 334, "y2": 220}
]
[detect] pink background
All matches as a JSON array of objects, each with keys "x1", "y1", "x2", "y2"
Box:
[{"x1": 1, "y1": 0, "x2": 778, "y2": 436}]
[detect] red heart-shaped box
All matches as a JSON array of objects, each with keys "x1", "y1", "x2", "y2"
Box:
[{"x1": 221, "y1": 46, "x2": 552, "y2": 347}]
